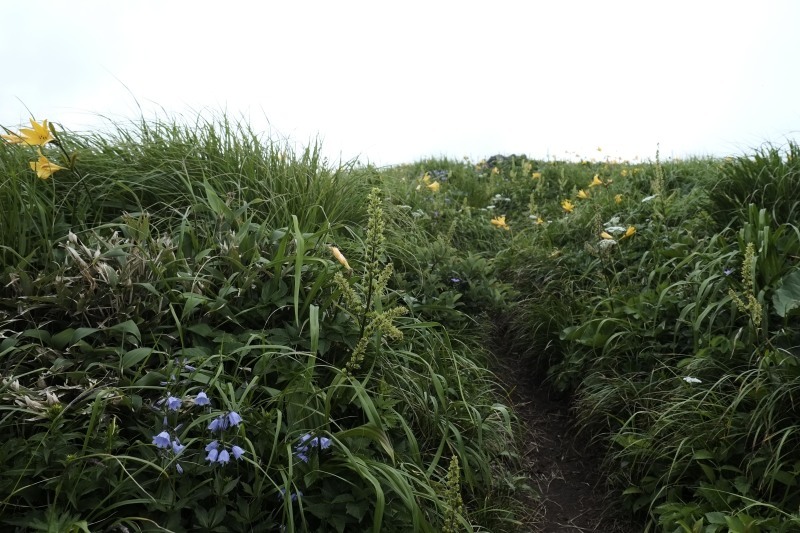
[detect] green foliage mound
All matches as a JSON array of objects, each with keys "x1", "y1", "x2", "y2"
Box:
[
  {"x1": 489, "y1": 150, "x2": 800, "y2": 531},
  {"x1": 0, "y1": 118, "x2": 520, "y2": 532},
  {"x1": 379, "y1": 147, "x2": 800, "y2": 530}
]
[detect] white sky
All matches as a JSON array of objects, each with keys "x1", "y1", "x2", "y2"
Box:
[{"x1": 3, "y1": 1, "x2": 800, "y2": 166}]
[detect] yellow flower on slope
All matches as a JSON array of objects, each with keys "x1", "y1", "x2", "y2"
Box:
[
  {"x1": 491, "y1": 215, "x2": 510, "y2": 230},
  {"x1": 621, "y1": 226, "x2": 636, "y2": 239},
  {"x1": 577, "y1": 189, "x2": 590, "y2": 199},
  {"x1": 614, "y1": 194, "x2": 623, "y2": 204},
  {"x1": 600, "y1": 231, "x2": 614, "y2": 240},
  {"x1": 2, "y1": 119, "x2": 55, "y2": 146},
  {"x1": 531, "y1": 172, "x2": 542, "y2": 180},
  {"x1": 329, "y1": 246, "x2": 352, "y2": 271},
  {"x1": 589, "y1": 175, "x2": 603, "y2": 188},
  {"x1": 29, "y1": 150, "x2": 65, "y2": 179},
  {"x1": 561, "y1": 199, "x2": 574, "y2": 213},
  {"x1": 427, "y1": 181, "x2": 440, "y2": 192}
]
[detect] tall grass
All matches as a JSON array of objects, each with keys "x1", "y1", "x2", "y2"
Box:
[
  {"x1": 0, "y1": 116, "x2": 522, "y2": 532},
  {"x1": 490, "y1": 149, "x2": 800, "y2": 531}
]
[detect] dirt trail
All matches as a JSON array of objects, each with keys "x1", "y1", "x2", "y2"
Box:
[{"x1": 494, "y1": 350, "x2": 640, "y2": 532}]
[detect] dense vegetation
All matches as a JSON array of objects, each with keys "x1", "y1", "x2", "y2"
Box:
[
  {"x1": 0, "y1": 117, "x2": 519, "y2": 532},
  {"x1": 2, "y1": 115, "x2": 800, "y2": 532},
  {"x1": 383, "y1": 147, "x2": 800, "y2": 532}
]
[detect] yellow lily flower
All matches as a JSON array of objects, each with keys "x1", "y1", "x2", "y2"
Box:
[
  {"x1": 620, "y1": 169, "x2": 629, "y2": 177},
  {"x1": 29, "y1": 150, "x2": 65, "y2": 179},
  {"x1": 531, "y1": 172, "x2": 542, "y2": 180},
  {"x1": 621, "y1": 226, "x2": 636, "y2": 239},
  {"x1": 491, "y1": 167, "x2": 500, "y2": 175},
  {"x1": 589, "y1": 175, "x2": 603, "y2": 188},
  {"x1": 614, "y1": 194, "x2": 623, "y2": 204},
  {"x1": 577, "y1": 189, "x2": 589, "y2": 199},
  {"x1": 600, "y1": 231, "x2": 614, "y2": 240},
  {"x1": 2, "y1": 119, "x2": 55, "y2": 146},
  {"x1": 561, "y1": 199, "x2": 574, "y2": 213},
  {"x1": 426, "y1": 181, "x2": 440, "y2": 192},
  {"x1": 535, "y1": 216, "x2": 544, "y2": 225},
  {"x1": 422, "y1": 173, "x2": 432, "y2": 184},
  {"x1": 329, "y1": 246, "x2": 352, "y2": 271},
  {"x1": 491, "y1": 215, "x2": 510, "y2": 230}
]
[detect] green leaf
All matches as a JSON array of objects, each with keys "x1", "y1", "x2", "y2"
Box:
[
  {"x1": 336, "y1": 424, "x2": 395, "y2": 462},
  {"x1": 346, "y1": 501, "x2": 368, "y2": 521},
  {"x1": 291, "y1": 214, "x2": 304, "y2": 327},
  {"x1": 121, "y1": 347, "x2": 154, "y2": 369},
  {"x1": 203, "y1": 180, "x2": 233, "y2": 221},
  {"x1": 22, "y1": 328, "x2": 52, "y2": 344},
  {"x1": 309, "y1": 304, "x2": 319, "y2": 357},
  {"x1": 723, "y1": 515, "x2": 745, "y2": 533},
  {"x1": 107, "y1": 320, "x2": 141, "y2": 345},
  {"x1": 181, "y1": 293, "x2": 208, "y2": 320},
  {"x1": 692, "y1": 449, "x2": 715, "y2": 460},
  {"x1": 187, "y1": 323, "x2": 215, "y2": 337},
  {"x1": 52, "y1": 327, "x2": 100, "y2": 350},
  {"x1": 772, "y1": 268, "x2": 800, "y2": 317}
]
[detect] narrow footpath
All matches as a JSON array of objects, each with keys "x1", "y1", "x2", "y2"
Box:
[{"x1": 493, "y1": 342, "x2": 641, "y2": 532}]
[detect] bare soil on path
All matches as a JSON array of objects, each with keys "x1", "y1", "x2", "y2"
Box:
[{"x1": 492, "y1": 344, "x2": 642, "y2": 532}]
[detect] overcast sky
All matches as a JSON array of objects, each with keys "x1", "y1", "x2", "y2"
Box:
[{"x1": 3, "y1": 1, "x2": 799, "y2": 166}]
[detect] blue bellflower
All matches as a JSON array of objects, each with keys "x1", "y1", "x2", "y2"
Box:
[
  {"x1": 294, "y1": 433, "x2": 333, "y2": 462},
  {"x1": 165, "y1": 396, "x2": 182, "y2": 411},
  {"x1": 218, "y1": 449, "x2": 230, "y2": 465},
  {"x1": 194, "y1": 391, "x2": 210, "y2": 406},
  {"x1": 152, "y1": 431, "x2": 171, "y2": 449}
]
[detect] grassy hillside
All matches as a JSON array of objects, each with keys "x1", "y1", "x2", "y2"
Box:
[
  {"x1": 2, "y1": 115, "x2": 800, "y2": 532},
  {"x1": 0, "y1": 117, "x2": 520, "y2": 532},
  {"x1": 382, "y1": 148, "x2": 800, "y2": 532}
]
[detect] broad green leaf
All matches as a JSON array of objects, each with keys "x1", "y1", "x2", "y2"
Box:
[
  {"x1": 692, "y1": 449, "x2": 715, "y2": 460},
  {"x1": 186, "y1": 323, "x2": 215, "y2": 337},
  {"x1": 705, "y1": 512, "x2": 727, "y2": 525},
  {"x1": 121, "y1": 347, "x2": 154, "y2": 369},
  {"x1": 772, "y1": 268, "x2": 800, "y2": 317},
  {"x1": 52, "y1": 327, "x2": 100, "y2": 350},
  {"x1": 107, "y1": 320, "x2": 141, "y2": 345}
]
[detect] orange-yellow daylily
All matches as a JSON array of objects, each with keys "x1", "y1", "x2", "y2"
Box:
[
  {"x1": 29, "y1": 150, "x2": 65, "y2": 179},
  {"x1": 589, "y1": 175, "x2": 603, "y2": 187},
  {"x1": 561, "y1": 199, "x2": 574, "y2": 213},
  {"x1": 491, "y1": 215, "x2": 510, "y2": 230},
  {"x1": 621, "y1": 226, "x2": 636, "y2": 239},
  {"x1": 600, "y1": 231, "x2": 614, "y2": 240},
  {"x1": 329, "y1": 246, "x2": 352, "y2": 271},
  {"x1": 577, "y1": 189, "x2": 590, "y2": 199},
  {"x1": 426, "y1": 181, "x2": 440, "y2": 192},
  {"x1": 2, "y1": 119, "x2": 55, "y2": 146}
]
